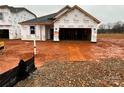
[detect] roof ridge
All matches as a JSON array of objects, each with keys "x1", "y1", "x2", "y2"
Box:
[
  {"x1": 37, "y1": 12, "x2": 57, "y2": 19},
  {"x1": 56, "y1": 5, "x2": 71, "y2": 14},
  {"x1": 0, "y1": 5, "x2": 21, "y2": 9}
]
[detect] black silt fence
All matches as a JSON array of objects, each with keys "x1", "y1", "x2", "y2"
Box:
[{"x1": 0, "y1": 56, "x2": 36, "y2": 87}]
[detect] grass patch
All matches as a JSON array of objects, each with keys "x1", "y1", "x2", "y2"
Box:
[{"x1": 98, "y1": 33, "x2": 124, "y2": 39}]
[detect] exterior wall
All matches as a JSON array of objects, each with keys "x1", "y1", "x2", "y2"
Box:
[
  {"x1": 0, "y1": 8, "x2": 12, "y2": 38},
  {"x1": 0, "y1": 8, "x2": 36, "y2": 39},
  {"x1": 21, "y1": 25, "x2": 49, "y2": 41},
  {"x1": 54, "y1": 9, "x2": 98, "y2": 29},
  {"x1": 21, "y1": 25, "x2": 52, "y2": 41},
  {"x1": 0, "y1": 8, "x2": 12, "y2": 26},
  {"x1": 21, "y1": 25, "x2": 41, "y2": 40},
  {"x1": 54, "y1": 8, "x2": 99, "y2": 42},
  {"x1": 10, "y1": 10, "x2": 36, "y2": 39}
]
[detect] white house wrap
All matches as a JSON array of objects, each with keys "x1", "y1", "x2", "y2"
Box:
[
  {"x1": 0, "y1": 5, "x2": 36, "y2": 39},
  {"x1": 20, "y1": 5, "x2": 101, "y2": 42}
]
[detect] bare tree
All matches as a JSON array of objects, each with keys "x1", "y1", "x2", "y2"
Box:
[{"x1": 98, "y1": 21, "x2": 124, "y2": 33}]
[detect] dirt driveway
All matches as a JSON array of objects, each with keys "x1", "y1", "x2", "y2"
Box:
[{"x1": 0, "y1": 38, "x2": 124, "y2": 73}]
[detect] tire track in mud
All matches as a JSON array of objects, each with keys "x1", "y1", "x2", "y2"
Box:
[{"x1": 68, "y1": 46, "x2": 85, "y2": 61}]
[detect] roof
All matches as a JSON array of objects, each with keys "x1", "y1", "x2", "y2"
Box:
[
  {"x1": 20, "y1": 13, "x2": 57, "y2": 25},
  {"x1": 55, "y1": 5, "x2": 71, "y2": 17},
  {"x1": 20, "y1": 5, "x2": 71, "y2": 25},
  {"x1": 0, "y1": 5, "x2": 37, "y2": 17},
  {"x1": 20, "y1": 5, "x2": 100, "y2": 25}
]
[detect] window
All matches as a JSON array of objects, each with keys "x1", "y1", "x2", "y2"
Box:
[
  {"x1": 30, "y1": 26, "x2": 35, "y2": 34},
  {"x1": 0, "y1": 13, "x2": 3, "y2": 20}
]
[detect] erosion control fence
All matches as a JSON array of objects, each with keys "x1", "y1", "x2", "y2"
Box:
[{"x1": 0, "y1": 56, "x2": 36, "y2": 87}]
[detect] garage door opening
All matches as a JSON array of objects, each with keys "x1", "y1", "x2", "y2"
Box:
[
  {"x1": 59, "y1": 28, "x2": 91, "y2": 41},
  {"x1": 0, "y1": 29, "x2": 9, "y2": 39}
]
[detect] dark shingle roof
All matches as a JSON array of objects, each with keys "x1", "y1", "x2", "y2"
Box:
[
  {"x1": 20, "y1": 5, "x2": 71, "y2": 25},
  {"x1": 0, "y1": 5, "x2": 36, "y2": 17},
  {"x1": 20, "y1": 5, "x2": 100, "y2": 25},
  {"x1": 20, "y1": 13, "x2": 57, "y2": 24},
  {"x1": 8, "y1": 7, "x2": 25, "y2": 13}
]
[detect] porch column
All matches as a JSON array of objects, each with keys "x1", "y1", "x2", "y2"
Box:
[
  {"x1": 41, "y1": 26, "x2": 46, "y2": 41},
  {"x1": 53, "y1": 27, "x2": 59, "y2": 41},
  {"x1": 48, "y1": 29, "x2": 51, "y2": 39},
  {"x1": 91, "y1": 27, "x2": 97, "y2": 42}
]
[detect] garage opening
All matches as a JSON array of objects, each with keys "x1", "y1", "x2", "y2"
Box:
[
  {"x1": 59, "y1": 28, "x2": 91, "y2": 41},
  {"x1": 0, "y1": 29, "x2": 9, "y2": 38}
]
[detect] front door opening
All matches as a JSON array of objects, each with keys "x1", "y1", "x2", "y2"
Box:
[{"x1": 50, "y1": 28, "x2": 53, "y2": 40}]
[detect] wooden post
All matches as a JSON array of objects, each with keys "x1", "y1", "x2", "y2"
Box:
[{"x1": 33, "y1": 35, "x2": 37, "y2": 55}]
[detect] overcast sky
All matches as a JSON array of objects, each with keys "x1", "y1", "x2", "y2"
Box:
[{"x1": 15, "y1": 5, "x2": 124, "y2": 24}]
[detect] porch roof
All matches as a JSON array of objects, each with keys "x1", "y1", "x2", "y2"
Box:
[{"x1": 19, "y1": 5, "x2": 71, "y2": 25}]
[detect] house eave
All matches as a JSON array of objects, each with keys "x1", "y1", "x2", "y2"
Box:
[{"x1": 20, "y1": 22, "x2": 53, "y2": 25}]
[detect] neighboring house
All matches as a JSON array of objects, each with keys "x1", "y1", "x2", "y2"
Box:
[
  {"x1": 20, "y1": 5, "x2": 100, "y2": 42},
  {"x1": 0, "y1": 5, "x2": 36, "y2": 39}
]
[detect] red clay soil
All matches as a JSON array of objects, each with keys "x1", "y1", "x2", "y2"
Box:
[{"x1": 0, "y1": 38, "x2": 124, "y2": 73}]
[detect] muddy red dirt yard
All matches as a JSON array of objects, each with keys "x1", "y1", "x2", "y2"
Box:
[{"x1": 0, "y1": 34, "x2": 124, "y2": 73}]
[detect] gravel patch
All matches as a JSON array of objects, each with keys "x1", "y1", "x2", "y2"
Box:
[{"x1": 15, "y1": 59, "x2": 124, "y2": 87}]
